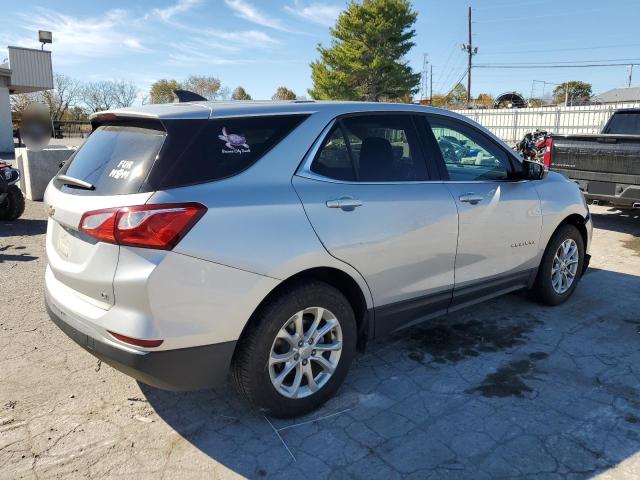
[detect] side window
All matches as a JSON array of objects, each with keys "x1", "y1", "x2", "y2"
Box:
[
  {"x1": 310, "y1": 114, "x2": 428, "y2": 182},
  {"x1": 428, "y1": 117, "x2": 511, "y2": 181},
  {"x1": 342, "y1": 115, "x2": 427, "y2": 182},
  {"x1": 310, "y1": 126, "x2": 355, "y2": 181}
]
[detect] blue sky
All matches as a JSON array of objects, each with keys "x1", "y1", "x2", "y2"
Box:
[{"x1": 1, "y1": 0, "x2": 639, "y2": 102}]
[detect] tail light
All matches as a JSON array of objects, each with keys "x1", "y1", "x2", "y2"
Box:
[
  {"x1": 543, "y1": 137, "x2": 553, "y2": 167},
  {"x1": 79, "y1": 203, "x2": 206, "y2": 250}
]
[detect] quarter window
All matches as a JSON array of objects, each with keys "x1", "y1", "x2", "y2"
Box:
[
  {"x1": 428, "y1": 117, "x2": 511, "y2": 181},
  {"x1": 310, "y1": 115, "x2": 428, "y2": 182}
]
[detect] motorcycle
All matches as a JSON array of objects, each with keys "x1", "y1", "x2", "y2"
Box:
[
  {"x1": 515, "y1": 129, "x2": 552, "y2": 164},
  {"x1": 0, "y1": 162, "x2": 25, "y2": 220}
]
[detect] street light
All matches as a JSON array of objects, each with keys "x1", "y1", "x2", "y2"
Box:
[{"x1": 38, "y1": 30, "x2": 52, "y2": 50}]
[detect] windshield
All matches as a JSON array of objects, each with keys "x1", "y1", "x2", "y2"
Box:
[{"x1": 59, "y1": 124, "x2": 166, "y2": 195}]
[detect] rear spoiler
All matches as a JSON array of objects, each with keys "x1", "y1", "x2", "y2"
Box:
[{"x1": 173, "y1": 90, "x2": 207, "y2": 102}]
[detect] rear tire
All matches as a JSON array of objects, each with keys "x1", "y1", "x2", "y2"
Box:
[
  {"x1": 533, "y1": 224, "x2": 584, "y2": 305},
  {"x1": 231, "y1": 281, "x2": 356, "y2": 418},
  {"x1": 0, "y1": 186, "x2": 25, "y2": 221}
]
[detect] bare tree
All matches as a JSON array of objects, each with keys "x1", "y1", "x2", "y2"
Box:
[
  {"x1": 82, "y1": 81, "x2": 116, "y2": 113},
  {"x1": 82, "y1": 80, "x2": 138, "y2": 112},
  {"x1": 112, "y1": 80, "x2": 139, "y2": 108},
  {"x1": 40, "y1": 73, "x2": 82, "y2": 121}
]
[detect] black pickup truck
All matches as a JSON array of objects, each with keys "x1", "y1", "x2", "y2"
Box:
[{"x1": 549, "y1": 109, "x2": 640, "y2": 210}]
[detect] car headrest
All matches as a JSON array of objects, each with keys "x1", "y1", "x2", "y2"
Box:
[{"x1": 359, "y1": 137, "x2": 394, "y2": 181}]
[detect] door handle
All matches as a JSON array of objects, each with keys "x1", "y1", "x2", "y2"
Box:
[
  {"x1": 458, "y1": 193, "x2": 484, "y2": 204},
  {"x1": 326, "y1": 197, "x2": 363, "y2": 210}
]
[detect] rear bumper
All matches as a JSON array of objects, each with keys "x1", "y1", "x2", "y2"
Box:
[
  {"x1": 584, "y1": 191, "x2": 640, "y2": 209},
  {"x1": 46, "y1": 300, "x2": 236, "y2": 391}
]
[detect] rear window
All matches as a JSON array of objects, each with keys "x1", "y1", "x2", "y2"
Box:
[
  {"x1": 604, "y1": 112, "x2": 640, "y2": 134},
  {"x1": 154, "y1": 115, "x2": 308, "y2": 189},
  {"x1": 59, "y1": 123, "x2": 166, "y2": 195}
]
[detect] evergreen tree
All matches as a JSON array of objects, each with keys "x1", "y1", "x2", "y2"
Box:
[{"x1": 309, "y1": 0, "x2": 421, "y2": 101}]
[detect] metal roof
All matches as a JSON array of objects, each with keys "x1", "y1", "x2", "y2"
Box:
[{"x1": 592, "y1": 87, "x2": 640, "y2": 104}]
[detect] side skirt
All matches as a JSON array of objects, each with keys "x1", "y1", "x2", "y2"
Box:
[{"x1": 372, "y1": 269, "x2": 535, "y2": 338}]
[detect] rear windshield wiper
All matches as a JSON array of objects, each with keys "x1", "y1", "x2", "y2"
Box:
[{"x1": 56, "y1": 174, "x2": 95, "y2": 190}]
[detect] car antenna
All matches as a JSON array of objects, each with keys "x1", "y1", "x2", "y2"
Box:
[{"x1": 173, "y1": 90, "x2": 207, "y2": 102}]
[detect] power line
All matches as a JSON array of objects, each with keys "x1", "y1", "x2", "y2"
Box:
[
  {"x1": 480, "y1": 43, "x2": 640, "y2": 56},
  {"x1": 477, "y1": 57, "x2": 640, "y2": 66},
  {"x1": 474, "y1": 63, "x2": 640, "y2": 69}
]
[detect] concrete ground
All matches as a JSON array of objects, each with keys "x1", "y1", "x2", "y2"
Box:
[{"x1": 1, "y1": 202, "x2": 639, "y2": 479}]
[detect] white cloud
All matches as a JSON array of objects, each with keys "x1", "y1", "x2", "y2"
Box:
[
  {"x1": 166, "y1": 42, "x2": 254, "y2": 66},
  {"x1": 224, "y1": 0, "x2": 292, "y2": 32},
  {"x1": 16, "y1": 8, "x2": 150, "y2": 65},
  {"x1": 284, "y1": 2, "x2": 342, "y2": 27},
  {"x1": 150, "y1": 0, "x2": 202, "y2": 21}
]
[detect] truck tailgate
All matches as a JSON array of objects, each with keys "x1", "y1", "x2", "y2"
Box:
[{"x1": 551, "y1": 135, "x2": 640, "y2": 178}]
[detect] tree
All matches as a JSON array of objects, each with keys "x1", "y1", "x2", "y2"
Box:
[
  {"x1": 81, "y1": 80, "x2": 139, "y2": 112},
  {"x1": 475, "y1": 93, "x2": 494, "y2": 108},
  {"x1": 231, "y1": 86, "x2": 252, "y2": 100},
  {"x1": 40, "y1": 73, "x2": 82, "y2": 122},
  {"x1": 150, "y1": 79, "x2": 182, "y2": 104},
  {"x1": 111, "y1": 80, "x2": 139, "y2": 108},
  {"x1": 553, "y1": 81, "x2": 592, "y2": 105},
  {"x1": 272, "y1": 86, "x2": 297, "y2": 100},
  {"x1": 448, "y1": 83, "x2": 468, "y2": 107},
  {"x1": 183, "y1": 75, "x2": 227, "y2": 101},
  {"x1": 309, "y1": 0, "x2": 421, "y2": 101}
]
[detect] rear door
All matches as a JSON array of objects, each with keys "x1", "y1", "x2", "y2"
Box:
[
  {"x1": 420, "y1": 114, "x2": 542, "y2": 309},
  {"x1": 293, "y1": 113, "x2": 459, "y2": 335},
  {"x1": 45, "y1": 122, "x2": 167, "y2": 308}
]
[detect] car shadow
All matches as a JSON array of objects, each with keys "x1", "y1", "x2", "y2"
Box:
[
  {"x1": 142, "y1": 267, "x2": 640, "y2": 478},
  {"x1": 591, "y1": 208, "x2": 640, "y2": 236},
  {"x1": 0, "y1": 218, "x2": 48, "y2": 237}
]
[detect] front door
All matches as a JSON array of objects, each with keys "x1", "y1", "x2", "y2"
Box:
[
  {"x1": 293, "y1": 114, "x2": 459, "y2": 335},
  {"x1": 423, "y1": 115, "x2": 543, "y2": 309}
]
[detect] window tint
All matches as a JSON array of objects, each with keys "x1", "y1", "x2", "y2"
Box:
[
  {"x1": 604, "y1": 112, "x2": 640, "y2": 134},
  {"x1": 428, "y1": 117, "x2": 511, "y2": 181},
  {"x1": 60, "y1": 124, "x2": 166, "y2": 195},
  {"x1": 310, "y1": 114, "x2": 427, "y2": 182},
  {"x1": 159, "y1": 115, "x2": 308, "y2": 189},
  {"x1": 311, "y1": 126, "x2": 355, "y2": 181}
]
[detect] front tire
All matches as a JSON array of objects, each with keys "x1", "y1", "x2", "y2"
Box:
[
  {"x1": 231, "y1": 281, "x2": 356, "y2": 418},
  {"x1": 533, "y1": 224, "x2": 585, "y2": 305},
  {"x1": 0, "y1": 185, "x2": 25, "y2": 221}
]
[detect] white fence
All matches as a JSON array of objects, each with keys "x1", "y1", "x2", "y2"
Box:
[{"x1": 456, "y1": 102, "x2": 640, "y2": 143}]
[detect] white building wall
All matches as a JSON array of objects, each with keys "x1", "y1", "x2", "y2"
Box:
[{"x1": 0, "y1": 83, "x2": 13, "y2": 153}]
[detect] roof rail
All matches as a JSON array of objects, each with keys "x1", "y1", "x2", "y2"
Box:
[{"x1": 173, "y1": 90, "x2": 207, "y2": 102}]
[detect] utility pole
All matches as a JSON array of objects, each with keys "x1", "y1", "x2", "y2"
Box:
[
  {"x1": 461, "y1": 6, "x2": 478, "y2": 106},
  {"x1": 628, "y1": 65, "x2": 634, "y2": 88}
]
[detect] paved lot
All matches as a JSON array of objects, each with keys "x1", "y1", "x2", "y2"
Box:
[{"x1": 1, "y1": 201, "x2": 640, "y2": 479}]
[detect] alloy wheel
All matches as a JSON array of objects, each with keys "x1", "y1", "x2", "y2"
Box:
[
  {"x1": 551, "y1": 238, "x2": 579, "y2": 294},
  {"x1": 269, "y1": 307, "x2": 343, "y2": 399}
]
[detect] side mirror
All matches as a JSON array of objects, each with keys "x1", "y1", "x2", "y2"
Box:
[{"x1": 522, "y1": 159, "x2": 548, "y2": 180}]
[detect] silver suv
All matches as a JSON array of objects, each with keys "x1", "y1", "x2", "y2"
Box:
[{"x1": 44, "y1": 101, "x2": 592, "y2": 417}]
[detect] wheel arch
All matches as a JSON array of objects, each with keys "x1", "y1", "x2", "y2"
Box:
[
  {"x1": 555, "y1": 213, "x2": 589, "y2": 248},
  {"x1": 236, "y1": 267, "x2": 372, "y2": 354}
]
